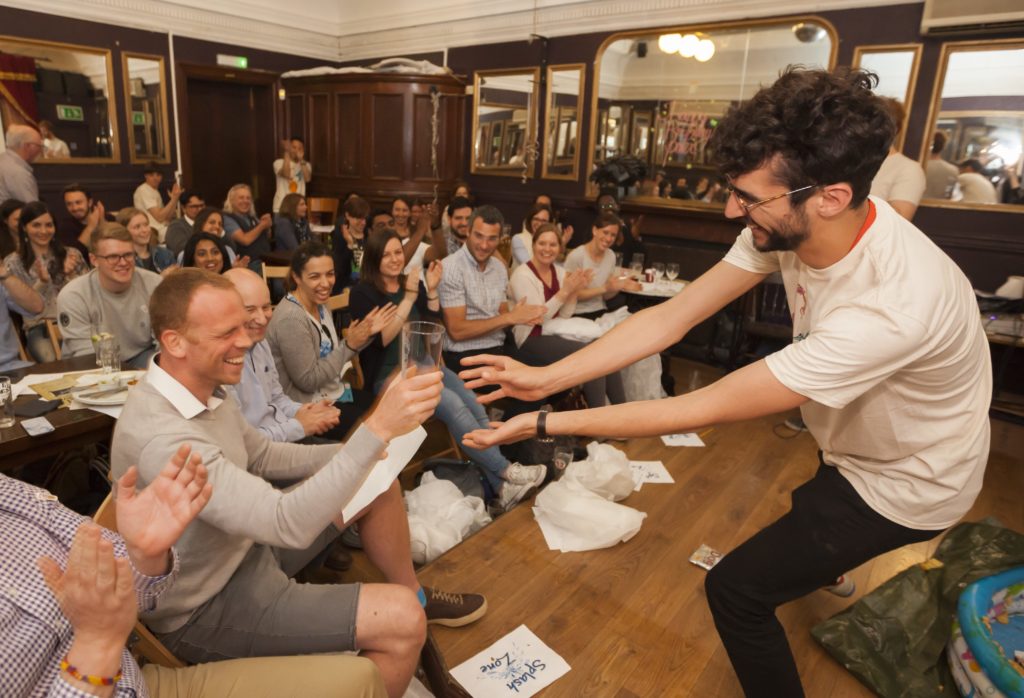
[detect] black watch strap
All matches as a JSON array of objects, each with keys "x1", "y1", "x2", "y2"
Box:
[{"x1": 537, "y1": 409, "x2": 550, "y2": 440}]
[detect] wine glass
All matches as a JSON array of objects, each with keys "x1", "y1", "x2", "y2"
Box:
[
  {"x1": 652, "y1": 262, "x2": 665, "y2": 280},
  {"x1": 629, "y1": 261, "x2": 644, "y2": 279},
  {"x1": 666, "y1": 263, "x2": 680, "y2": 282},
  {"x1": 630, "y1": 253, "x2": 645, "y2": 269}
]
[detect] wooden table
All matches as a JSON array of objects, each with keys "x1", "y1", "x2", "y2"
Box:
[{"x1": 0, "y1": 355, "x2": 116, "y2": 471}]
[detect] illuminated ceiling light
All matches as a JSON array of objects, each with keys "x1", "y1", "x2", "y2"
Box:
[
  {"x1": 658, "y1": 33, "x2": 683, "y2": 53},
  {"x1": 694, "y1": 38, "x2": 715, "y2": 62},
  {"x1": 678, "y1": 33, "x2": 700, "y2": 58}
]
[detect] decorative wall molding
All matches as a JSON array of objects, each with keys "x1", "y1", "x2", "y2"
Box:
[{"x1": 2, "y1": 0, "x2": 912, "y2": 65}]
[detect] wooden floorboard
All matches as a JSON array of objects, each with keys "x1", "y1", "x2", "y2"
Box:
[{"x1": 342, "y1": 358, "x2": 1024, "y2": 697}]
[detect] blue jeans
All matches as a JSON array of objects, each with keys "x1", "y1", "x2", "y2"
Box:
[{"x1": 435, "y1": 366, "x2": 509, "y2": 492}]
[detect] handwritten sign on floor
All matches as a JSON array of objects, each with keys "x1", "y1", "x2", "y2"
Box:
[
  {"x1": 450, "y1": 625, "x2": 570, "y2": 698},
  {"x1": 630, "y1": 460, "x2": 674, "y2": 491}
]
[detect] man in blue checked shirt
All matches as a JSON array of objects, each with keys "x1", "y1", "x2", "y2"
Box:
[{"x1": 0, "y1": 444, "x2": 385, "y2": 697}]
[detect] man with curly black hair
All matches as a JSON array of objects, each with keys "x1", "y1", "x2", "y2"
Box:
[{"x1": 458, "y1": 67, "x2": 992, "y2": 696}]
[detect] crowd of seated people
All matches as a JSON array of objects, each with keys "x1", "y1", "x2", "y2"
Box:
[{"x1": 0, "y1": 122, "x2": 672, "y2": 697}]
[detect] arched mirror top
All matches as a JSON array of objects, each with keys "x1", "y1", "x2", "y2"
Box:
[{"x1": 588, "y1": 16, "x2": 836, "y2": 210}]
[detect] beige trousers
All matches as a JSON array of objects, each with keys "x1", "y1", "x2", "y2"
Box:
[{"x1": 142, "y1": 654, "x2": 387, "y2": 698}]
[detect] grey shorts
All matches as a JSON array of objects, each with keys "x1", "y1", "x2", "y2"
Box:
[{"x1": 157, "y1": 525, "x2": 361, "y2": 664}]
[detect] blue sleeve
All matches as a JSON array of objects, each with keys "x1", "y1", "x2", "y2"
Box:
[
  {"x1": 512, "y1": 235, "x2": 530, "y2": 264},
  {"x1": 222, "y1": 215, "x2": 241, "y2": 234},
  {"x1": 274, "y1": 216, "x2": 298, "y2": 251}
]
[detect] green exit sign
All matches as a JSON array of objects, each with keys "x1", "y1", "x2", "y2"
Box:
[
  {"x1": 132, "y1": 111, "x2": 146, "y2": 126},
  {"x1": 56, "y1": 104, "x2": 84, "y2": 121}
]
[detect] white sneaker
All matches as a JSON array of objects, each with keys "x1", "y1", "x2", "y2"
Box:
[
  {"x1": 504, "y1": 462, "x2": 547, "y2": 488},
  {"x1": 496, "y1": 481, "x2": 535, "y2": 512},
  {"x1": 784, "y1": 416, "x2": 808, "y2": 432},
  {"x1": 822, "y1": 574, "x2": 856, "y2": 597}
]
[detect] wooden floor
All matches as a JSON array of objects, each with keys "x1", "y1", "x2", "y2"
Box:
[{"x1": 345, "y1": 359, "x2": 1024, "y2": 697}]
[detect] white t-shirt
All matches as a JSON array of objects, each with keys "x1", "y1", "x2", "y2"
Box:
[
  {"x1": 957, "y1": 172, "x2": 998, "y2": 204},
  {"x1": 870, "y1": 152, "x2": 926, "y2": 207},
  {"x1": 272, "y1": 158, "x2": 309, "y2": 212},
  {"x1": 564, "y1": 245, "x2": 615, "y2": 314},
  {"x1": 722, "y1": 197, "x2": 991, "y2": 530},
  {"x1": 133, "y1": 182, "x2": 168, "y2": 243}
]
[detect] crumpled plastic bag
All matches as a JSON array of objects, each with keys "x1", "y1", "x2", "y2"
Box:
[
  {"x1": 561, "y1": 442, "x2": 635, "y2": 501},
  {"x1": 405, "y1": 473, "x2": 491, "y2": 564},
  {"x1": 532, "y1": 480, "x2": 646, "y2": 552},
  {"x1": 811, "y1": 520, "x2": 1024, "y2": 698}
]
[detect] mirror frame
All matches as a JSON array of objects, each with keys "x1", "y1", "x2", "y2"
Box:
[
  {"x1": 587, "y1": 15, "x2": 838, "y2": 206},
  {"x1": 471, "y1": 67, "x2": 540, "y2": 178},
  {"x1": 918, "y1": 37, "x2": 1024, "y2": 213},
  {"x1": 851, "y1": 43, "x2": 922, "y2": 152},
  {"x1": 0, "y1": 35, "x2": 121, "y2": 164},
  {"x1": 541, "y1": 63, "x2": 585, "y2": 181},
  {"x1": 121, "y1": 51, "x2": 171, "y2": 165}
]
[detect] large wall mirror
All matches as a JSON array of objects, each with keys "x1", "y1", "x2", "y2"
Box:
[
  {"x1": 471, "y1": 68, "x2": 540, "y2": 177},
  {"x1": 542, "y1": 64, "x2": 584, "y2": 180},
  {"x1": 852, "y1": 44, "x2": 922, "y2": 151},
  {"x1": 920, "y1": 39, "x2": 1024, "y2": 211},
  {"x1": 0, "y1": 36, "x2": 119, "y2": 163},
  {"x1": 122, "y1": 52, "x2": 171, "y2": 164},
  {"x1": 589, "y1": 17, "x2": 836, "y2": 208}
]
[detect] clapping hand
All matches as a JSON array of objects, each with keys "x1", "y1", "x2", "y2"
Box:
[
  {"x1": 347, "y1": 304, "x2": 397, "y2": 348},
  {"x1": 404, "y1": 266, "x2": 421, "y2": 294},
  {"x1": 297, "y1": 400, "x2": 341, "y2": 436},
  {"x1": 425, "y1": 260, "x2": 442, "y2": 292},
  {"x1": 508, "y1": 297, "x2": 547, "y2": 326},
  {"x1": 562, "y1": 269, "x2": 591, "y2": 295},
  {"x1": 233, "y1": 255, "x2": 252, "y2": 269},
  {"x1": 115, "y1": 444, "x2": 211, "y2": 576}
]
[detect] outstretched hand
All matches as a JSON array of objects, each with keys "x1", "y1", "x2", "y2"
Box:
[
  {"x1": 457, "y1": 354, "x2": 552, "y2": 404},
  {"x1": 115, "y1": 443, "x2": 211, "y2": 576},
  {"x1": 462, "y1": 412, "x2": 539, "y2": 449}
]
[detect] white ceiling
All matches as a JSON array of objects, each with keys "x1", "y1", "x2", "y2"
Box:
[{"x1": 2, "y1": 0, "x2": 910, "y2": 64}]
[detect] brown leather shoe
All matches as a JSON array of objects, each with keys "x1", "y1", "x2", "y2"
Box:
[{"x1": 423, "y1": 587, "x2": 487, "y2": 627}]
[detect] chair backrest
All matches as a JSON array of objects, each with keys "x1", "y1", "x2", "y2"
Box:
[
  {"x1": 93, "y1": 494, "x2": 186, "y2": 669},
  {"x1": 262, "y1": 265, "x2": 291, "y2": 283},
  {"x1": 326, "y1": 288, "x2": 350, "y2": 312},
  {"x1": 307, "y1": 197, "x2": 339, "y2": 227},
  {"x1": 45, "y1": 319, "x2": 63, "y2": 360}
]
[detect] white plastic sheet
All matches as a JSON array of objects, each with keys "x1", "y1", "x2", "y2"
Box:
[
  {"x1": 532, "y1": 442, "x2": 646, "y2": 552},
  {"x1": 405, "y1": 473, "x2": 491, "y2": 564}
]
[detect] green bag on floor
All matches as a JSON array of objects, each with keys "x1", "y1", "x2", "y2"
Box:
[{"x1": 811, "y1": 521, "x2": 1024, "y2": 698}]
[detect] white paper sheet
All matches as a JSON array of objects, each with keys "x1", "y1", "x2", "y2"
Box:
[
  {"x1": 11, "y1": 372, "x2": 65, "y2": 398},
  {"x1": 450, "y1": 625, "x2": 570, "y2": 698},
  {"x1": 68, "y1": 400, "x2": 123, "y2": 419},
  {"x1": 341, "y1": 426, "x2": 426, "y2": 521},
  {"x1": 661, "y1": 432, "x2": 705, "y2": 447},
  {"x1": 629, "y1": 460, "x2": 674, "y2": 491}
]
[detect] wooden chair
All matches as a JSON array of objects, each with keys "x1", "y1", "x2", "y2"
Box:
[
  {"x1": 92, "y1": 494, "x2": 186, "y2": 669},
  {"x1": 261, "y1": 264, "x2": 290, "y2": 284},
  {"x1": 307, "y1": 197, "x2": 339, "y2": 228},
  {"x1": 13, "y1": 318, "x2": 29, "y2": 362},
  {"x1": 45, "y1": 319, "x2": 63, "y2": 360}
]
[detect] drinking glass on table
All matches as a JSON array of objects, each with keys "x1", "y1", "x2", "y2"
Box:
[
  {"x1": 666, "y1": 263, "x2": 680, "y2": 282},
  {"x1": 614, "y1": 252, "x2": 624, "y2": 271},
  {"x1": 401, "y1": 321, "x2": 445, "y2": 374},
  {"x1": 629, "y1": 261, "x2": 644, "y2": 280},
  {"x1": 98, "y1": 336, "x2": 121, "y2": 374},
  {"x1": 630, "y1": 253, "x2": 644, "y2": 269},
  {"x1": 0, "y1": 376, "x2": 15, "y2": 428}
]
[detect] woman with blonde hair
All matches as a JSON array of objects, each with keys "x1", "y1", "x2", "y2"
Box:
[{"x1": 116, "y1": 206, "x2": 176, "y2": 274}]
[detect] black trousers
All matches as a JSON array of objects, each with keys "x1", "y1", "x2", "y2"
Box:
[{"x1": 704, "y1": 460, "x2": 939, "y2": 697}]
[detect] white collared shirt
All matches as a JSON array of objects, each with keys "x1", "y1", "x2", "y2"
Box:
[{"x1": 146, "y1": 355, "x2": 224, "y2": 419}]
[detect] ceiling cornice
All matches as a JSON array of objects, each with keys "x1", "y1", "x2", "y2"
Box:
[{"x1": 2, "y1": 0, "x2": 914, "y2": 65}]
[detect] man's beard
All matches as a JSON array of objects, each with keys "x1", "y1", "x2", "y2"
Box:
[{"x1": 747, "y1": 209, "x2": 809, "y2": 253}]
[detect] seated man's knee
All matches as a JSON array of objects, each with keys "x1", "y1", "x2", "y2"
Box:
[{"x1": 360, "y1": 585, "x2": 426, "y2": 650}]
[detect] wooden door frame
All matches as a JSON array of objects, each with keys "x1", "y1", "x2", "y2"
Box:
[{"x1": 175, "y1": 62, "x2": 282, "y2": 190}]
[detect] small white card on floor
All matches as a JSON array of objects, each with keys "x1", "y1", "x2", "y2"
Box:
[
  {"x1": 341, "y1": 426, "x2": 426, "y2": 522},
  {"x1": 630, "y1": 460, "x2": 674, "y2": 491},
  {"x1": 450, "y1": 625, "x2": 570, "y2": 698},
  {"x1": 661, "y1": 432, "x2": 705, "y2": 447}
]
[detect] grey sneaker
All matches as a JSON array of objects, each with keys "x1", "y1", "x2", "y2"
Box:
[
  {"x1": 784, "y1": 416, "x2": 808, "y2": 432},
  {"x1": 496, "y1": 481, "x2": 536, "y2": 512},
  {"x1": 423, "y1": 587, "x2": 487, "y2": 627},
  {"x1": 504, "y1": 462, "x2": 546, "y2": 488}
]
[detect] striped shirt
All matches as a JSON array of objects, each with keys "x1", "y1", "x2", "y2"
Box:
[
  {"x1": 437, "y1": 245, "x2": 509, "y2": 352},
  {"x1": 0, "y1": 475, "x2": 178, "y2": 697}
]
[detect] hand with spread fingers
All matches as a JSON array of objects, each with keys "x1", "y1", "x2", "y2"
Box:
[
  {"x1": 457, "y1": 353, "x2": 552, "y2": 404},
  {"x1": 115, "y1": 443, "x2": 212, "y2": 576},
  {"x1": 462, "y1": 412, "x2": 538, "y2": 449}
]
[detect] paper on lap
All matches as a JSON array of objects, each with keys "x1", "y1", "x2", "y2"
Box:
[{"x1": 341, "y1": 426, "x2": 426, "y2": 521}]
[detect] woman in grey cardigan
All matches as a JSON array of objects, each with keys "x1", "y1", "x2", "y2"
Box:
[{"x1": 266, "y1": 241, "x2": 394, "y2": 404}]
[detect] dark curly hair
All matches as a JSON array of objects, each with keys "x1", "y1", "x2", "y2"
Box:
[{"x1": 708, "y1": 67, "x2": 895, "y2": 209}]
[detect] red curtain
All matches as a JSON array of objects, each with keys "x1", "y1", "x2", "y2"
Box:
[{"x1": 0, "y1": 52, "x2": 39, "y2": 125}]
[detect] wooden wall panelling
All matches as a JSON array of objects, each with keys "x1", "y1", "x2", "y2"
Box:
[
  {"x1": 370, "y1": 93, "x2": 405, "y2": 180},
  {"x1": 412, "y1": 93, "x2": 436, "y2": 181},
  {"x1": 309, "y1": 92, "x2": 331, "y2": 182},
  {"x1": 335, "y1": 93, "x2": 362, "y2": 179},
  {"x1": 286, "y1": 94, "x2": 305, "y2": 144}
]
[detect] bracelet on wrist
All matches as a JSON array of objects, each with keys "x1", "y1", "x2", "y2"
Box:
[
  {"x1": 536, "y1": 408, "x2": 553, "y2": 441},
  {"x1": 60, "y1": 656, "x2": 122, "y2": 687},
  {"x1": 426, "y1": 294, "x2": 439, "y2": 301}
]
